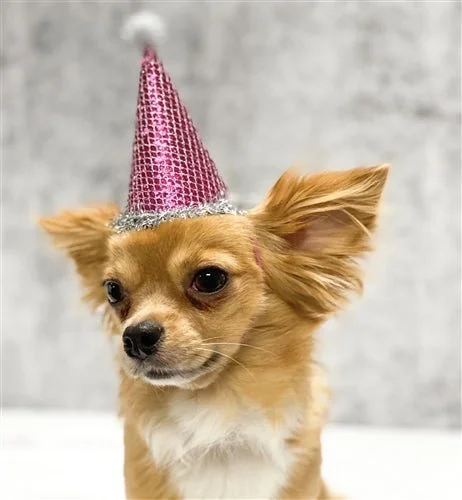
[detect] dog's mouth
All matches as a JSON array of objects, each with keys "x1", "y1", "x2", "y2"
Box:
[{"x1": 144, "y1": 351, "x2": 221, "y2": 381}]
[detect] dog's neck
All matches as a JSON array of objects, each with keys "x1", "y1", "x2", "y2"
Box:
[{"x1": 119, "y1": 305, "x2": 329, "y2": 500}]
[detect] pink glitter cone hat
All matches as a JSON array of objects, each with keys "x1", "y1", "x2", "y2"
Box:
[{"x1": 113, "y1": 13, "x2": 239, "y2": 233}]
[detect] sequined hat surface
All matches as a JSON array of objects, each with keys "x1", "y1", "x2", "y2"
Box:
[{"x1": 112, "y1": 13, "x2": 240, "y2": 233}]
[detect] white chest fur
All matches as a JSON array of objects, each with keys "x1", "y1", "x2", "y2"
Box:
[{"x1": 142, "y1": 395, "x2": 300, "y2": 499}]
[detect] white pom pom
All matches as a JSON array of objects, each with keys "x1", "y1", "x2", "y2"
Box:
[{"x1": 122, "y1": 11, "x2": 166, "y2": 50}]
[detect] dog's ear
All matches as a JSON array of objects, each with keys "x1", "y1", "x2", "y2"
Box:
[
  {"x1": 251, "y1": 165, "x2": 388, "y2": 319},
  {"x1": 252, "y1": 165, "x2": 388, "y2": 255},
  {"x1": 38, "y1": 204, "x2": 119, "y2": 309}
]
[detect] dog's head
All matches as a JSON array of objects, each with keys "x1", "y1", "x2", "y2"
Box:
[{"x1": 40, "y1": 166, "x2": 388, "y2": 388}]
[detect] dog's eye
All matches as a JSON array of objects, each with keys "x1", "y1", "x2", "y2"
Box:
[
  {"x1": 192, "y1": 267, "x2": 228, "y2": 294},
  {"x1": 104, "y1": 280, "x2": 124, "y2": 304}
]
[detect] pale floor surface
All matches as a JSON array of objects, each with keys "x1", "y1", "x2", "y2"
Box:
[{"x1": 1, "y1": 410, "x2": 460, "y2": 500}]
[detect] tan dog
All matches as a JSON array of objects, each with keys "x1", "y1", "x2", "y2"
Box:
[{"x1": 40, "y1": 165, "x2": 388, "y2": 499}]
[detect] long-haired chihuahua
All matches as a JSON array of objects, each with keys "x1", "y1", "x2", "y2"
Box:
[{"x1": 40, "y1": 164, "x2": 388, "y2": 499}]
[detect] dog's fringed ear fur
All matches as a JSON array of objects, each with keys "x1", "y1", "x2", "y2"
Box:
[
  {"x1": 251, "y1": 165, "x2": 389, "y2": 320},
  {"x1": 38, "y1": 204, "x2": 119, "y2": 310}
]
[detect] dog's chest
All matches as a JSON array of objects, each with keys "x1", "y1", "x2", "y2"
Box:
[{"x1": 142, "y1": 398, "x2": 298, "y2": 499}]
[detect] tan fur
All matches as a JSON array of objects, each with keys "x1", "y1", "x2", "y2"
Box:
[{"x1": 39, "y1": 165, "x2": 388, "y2": 499}]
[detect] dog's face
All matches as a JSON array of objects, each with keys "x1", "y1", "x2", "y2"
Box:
[
  {"x1": 40, "y1": 166, "x2": 388, "y2": 389},
  {"x1": 104, "y1": 216, "x2": 263, "y2": 387}
]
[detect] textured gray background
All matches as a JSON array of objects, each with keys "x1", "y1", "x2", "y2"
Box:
[{"x1": 2, "y1": 1, "x2": 460, "y2": 428}]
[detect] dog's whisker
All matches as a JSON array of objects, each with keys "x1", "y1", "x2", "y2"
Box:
[
  {"x1": 202, "y1": 342, "x2": 274, "y2": 356},
  {"x1": 201, "y1": 334, "x2": 233, "y2": 342},
  {"x1": 196, "y1": 347, "x2": 257, "y2": 382}
]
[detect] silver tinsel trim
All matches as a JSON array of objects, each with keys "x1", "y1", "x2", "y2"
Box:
[{"x1": 111, "y1": 198, "x2": 245, "y2": 233}]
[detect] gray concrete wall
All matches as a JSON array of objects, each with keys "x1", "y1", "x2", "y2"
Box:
[{"x1": 2, "y1": 1, "x2": 460, "y2": 427}]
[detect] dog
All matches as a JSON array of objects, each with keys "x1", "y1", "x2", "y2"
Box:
[{"x1": 40, "y1": 164, "x2": 388, "y2": 499}]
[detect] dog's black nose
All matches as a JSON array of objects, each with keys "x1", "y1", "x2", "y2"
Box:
[{"x1": 123, "y1": 321, "x2": 164, "y2": 360}]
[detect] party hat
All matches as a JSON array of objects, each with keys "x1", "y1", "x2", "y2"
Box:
[{"x1": 113, "y1": 12, "x2": 239, "y2": 233}]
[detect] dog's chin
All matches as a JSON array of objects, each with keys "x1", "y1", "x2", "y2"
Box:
[{"x1": 123, "y1": 351, "x2": 223, "y2": 388}]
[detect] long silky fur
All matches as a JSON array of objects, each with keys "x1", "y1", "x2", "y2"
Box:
[
  {"x1": 251, "y1": 166, "x2": 388, "y2": 320},
  {"x1": 38, "y1": 165, "x2": 388, "y2": 500},
  {"x1": 39, "y1": 203, "x2": 121, "y2": 333}
]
